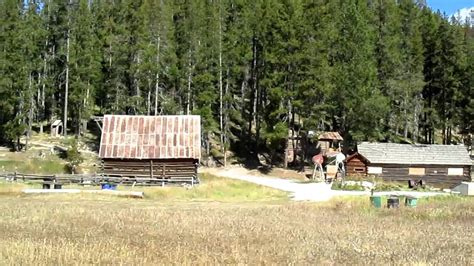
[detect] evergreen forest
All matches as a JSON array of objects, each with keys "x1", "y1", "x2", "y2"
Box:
[{"x1": 1, "y1": 0, "x2": 473, "y2": 164}]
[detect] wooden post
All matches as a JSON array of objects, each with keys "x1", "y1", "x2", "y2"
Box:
[{"x1": 150, "y1": 160, "x2": 154, "y2": 179}]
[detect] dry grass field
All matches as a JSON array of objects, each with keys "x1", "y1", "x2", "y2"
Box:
[{"x1": 0, "y1": 177, "x2": 473, "y2": 265}]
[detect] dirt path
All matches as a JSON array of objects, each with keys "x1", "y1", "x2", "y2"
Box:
[{"x1": 202, "y1": 167, "x2": 447, "y2": 202}]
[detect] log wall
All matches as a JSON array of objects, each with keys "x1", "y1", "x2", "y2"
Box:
[
  {"x1": 345, "y1": 155, "x2": 367, "y2": 176},
  {"x1": 102, "y1": 158, "x2": 198, "y2": 182},
  {"x1": 369, "y1": 164, "x2": 471, "y2": 188}
]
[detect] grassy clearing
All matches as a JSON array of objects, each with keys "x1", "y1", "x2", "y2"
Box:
[
  {"x1": 0, "y1": 192, "x2": 472, "y2": 264},
  {"x1": 0, "y1": 141, "x2": 67, "y2": 174},
  {"x1": 0, "y1": 133, "x2": 100, "y2": 175},
  {"x1": 0, "y1": 173, "x2": 289, "y2": 202},
  {"x1": 0, "y1": 156, "x2": 66, "y2": 175},
  {"x1": 131, "y1": 173, "x2": 289, "y2": 202}
]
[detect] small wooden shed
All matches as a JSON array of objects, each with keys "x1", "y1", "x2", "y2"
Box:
[
  {"x1": 317, "y1": 131, "x2": 343, "y2": 154},
  {"x1": 50, "y1": 120, "x2": 63, "y2": 137},
  {"x1": 99, "y1": 115, "x2": 201, "y2": 182},
  {"x1": 345, "y1": 142, "x2": 472, "y2": 188}
]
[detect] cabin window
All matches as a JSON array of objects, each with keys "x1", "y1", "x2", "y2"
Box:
[
  {"x1": 367, "y1": 167, "x2": 382, "y2": 174},
  {"x1": 448, "y1": 168, "x2": 463, "y2": 176},
  {"x1": 409, "y1": 168, "x2": 425, "y2": 175},
  {"x1": 354, "y1": 167, "x2": 365, "y2": 173}
]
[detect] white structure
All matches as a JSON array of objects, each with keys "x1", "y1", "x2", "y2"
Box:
[
  {"x1": 50, "y1": 120, "x2": 63, "y2": 137},
  {"x1": 452, "y1": 182, "x2": 474, "y2": 196}
]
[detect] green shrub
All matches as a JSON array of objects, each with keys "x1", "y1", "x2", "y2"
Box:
[
  {"x1": 373, "y1": 182, "x2": 404, "y2": 192},
  {"x1": 344, "y1": 175, "x2": 366, "y2": 182},
  {"x1": 331, "y1": 181, "x2": 365, "y2": 191},
  {"x1": 66, "y1": 138, "x2": 83, "y2": 174}
]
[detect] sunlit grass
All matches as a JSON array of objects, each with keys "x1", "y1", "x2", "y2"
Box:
[
  {"x1": 0, "y1": 173, "x2": 289, "y2": 203},
  {"x1": 0, "y1": 193, "x2": 472, "y2": 264},
  {"x1": 0, "y1": 158, "x2": 66, "y2": 174},
  {"x1": 132, "y1": 173, "x2": 288, "y2": 202}
]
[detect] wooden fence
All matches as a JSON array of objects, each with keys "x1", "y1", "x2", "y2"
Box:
[{"x1": 0, "y1": 171, "x2": 198, "y2": 187}]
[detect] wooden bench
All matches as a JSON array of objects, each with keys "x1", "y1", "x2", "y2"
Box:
[{"x1": 42, "y1": 178, "x2": 63, "y2": 189}]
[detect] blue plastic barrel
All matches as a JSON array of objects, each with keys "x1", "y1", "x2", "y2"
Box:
[{"x1": 101, "y1": 183, "x2": 117, "y2": 190}]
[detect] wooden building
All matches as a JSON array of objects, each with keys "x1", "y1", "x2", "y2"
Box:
[
  {"x1": 317, "y1": 131, "x2": 343, "y2": 153},
  {"x1": 286, "y1": 131, "x2": 344, "y2": 164},
  {"x1": 345, "y1": 142, "x2": 472, "y2": 188},
  {"x1": 99, "y1": 115, "x2": 201, "y2": 183},
  {"x1": 50, "y1": 120, "x2": 63, "y2": 137}
]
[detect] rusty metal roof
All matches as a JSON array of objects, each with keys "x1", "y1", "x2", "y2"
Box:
[
  {"x1": 99, "y1": 115, "x2": 201, "y2": 160},
  {"x1": 318, "y1": 132, "x2": 343, "y2": 141}
]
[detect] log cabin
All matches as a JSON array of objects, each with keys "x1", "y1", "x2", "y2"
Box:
[
  {"x1": 99, "y1": 115, "x2": 201, "y2": 183},
  {"x1": 345, "y1": 142, "x2": 472, "y2": 188}
]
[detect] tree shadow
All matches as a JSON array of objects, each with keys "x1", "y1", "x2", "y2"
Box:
[
  {"x1": 230, "y1": 158, "x2": 272, "y2": 175},
  {"x1": 82, "y1": 120, "x2": 101, "y2": 152},
  {"x1": 229, "y1": 140, "x2": 273, "y2": 175},
  {"x1": 57, "y1": 148, "x2": 68, "y2": 160}
]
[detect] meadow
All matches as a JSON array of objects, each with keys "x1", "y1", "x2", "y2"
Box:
[
  {"x1": 0, "y1": 152, "x2": 66, "y2": 175},
  {"x1": 0, "y1": 174, "x2": 473, "y2": 265}
]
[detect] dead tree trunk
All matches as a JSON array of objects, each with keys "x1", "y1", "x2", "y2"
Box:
[
  {"x1": 39, "y1": 0, "x2": 50, "y2": 135},
  {"x1": 136, "y1": 53, "x2": 141, "y2": 111},
  {"x1": 64, "y1": 27, "x2": 70, "y2": 137},
  {"x1": 40, "y1": 51, "x2": 47, "y2": 134},
  {"x1": 240, "y1": 68, "x2": 248, "y2": 137},
  {"x1": 248, "y1": 37, "x2": 258, "y2": 139},
  {"x1": 224, "y1": 68, "x2": 230, "y2": 167},
  {"x1": 154, "y1": 37, "x2": 161, "y2": 115},
  {"x1": 186, "y1": 49, "x2": 192, "y2": 115},
  {"x1": 218, "y1": 9, "x2": 224, "y2": 159},
  {"x1": 403, "y1": 97, "x2": 409, "y2": 139},
  {"x1": 147, "y1": 89, "x2": 151, "y2": 115},
  {"x1": 284, "y1": 98, "x2": 292, "y2": 169},
  {"x1": 26, "y1": 73, "x2": 33, "y2": 151}
]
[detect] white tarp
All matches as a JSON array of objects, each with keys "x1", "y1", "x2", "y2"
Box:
[
  {"x1": 367, "y1": 166, "x2": 383, "y2": 174},
  {"x1": 447, "y1": 168, "x2": 464, "y2": 176}
]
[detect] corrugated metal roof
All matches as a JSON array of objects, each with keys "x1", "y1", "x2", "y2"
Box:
[
  {"x1": 99, "y1": 115, "x2": 201, "y2": 160},
  {"x1": 357, "y1": 142, "x2": 472, "y2": 166},
  {"x1": 318, "y1": 132, "x2": 343, "y2": 141}
]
